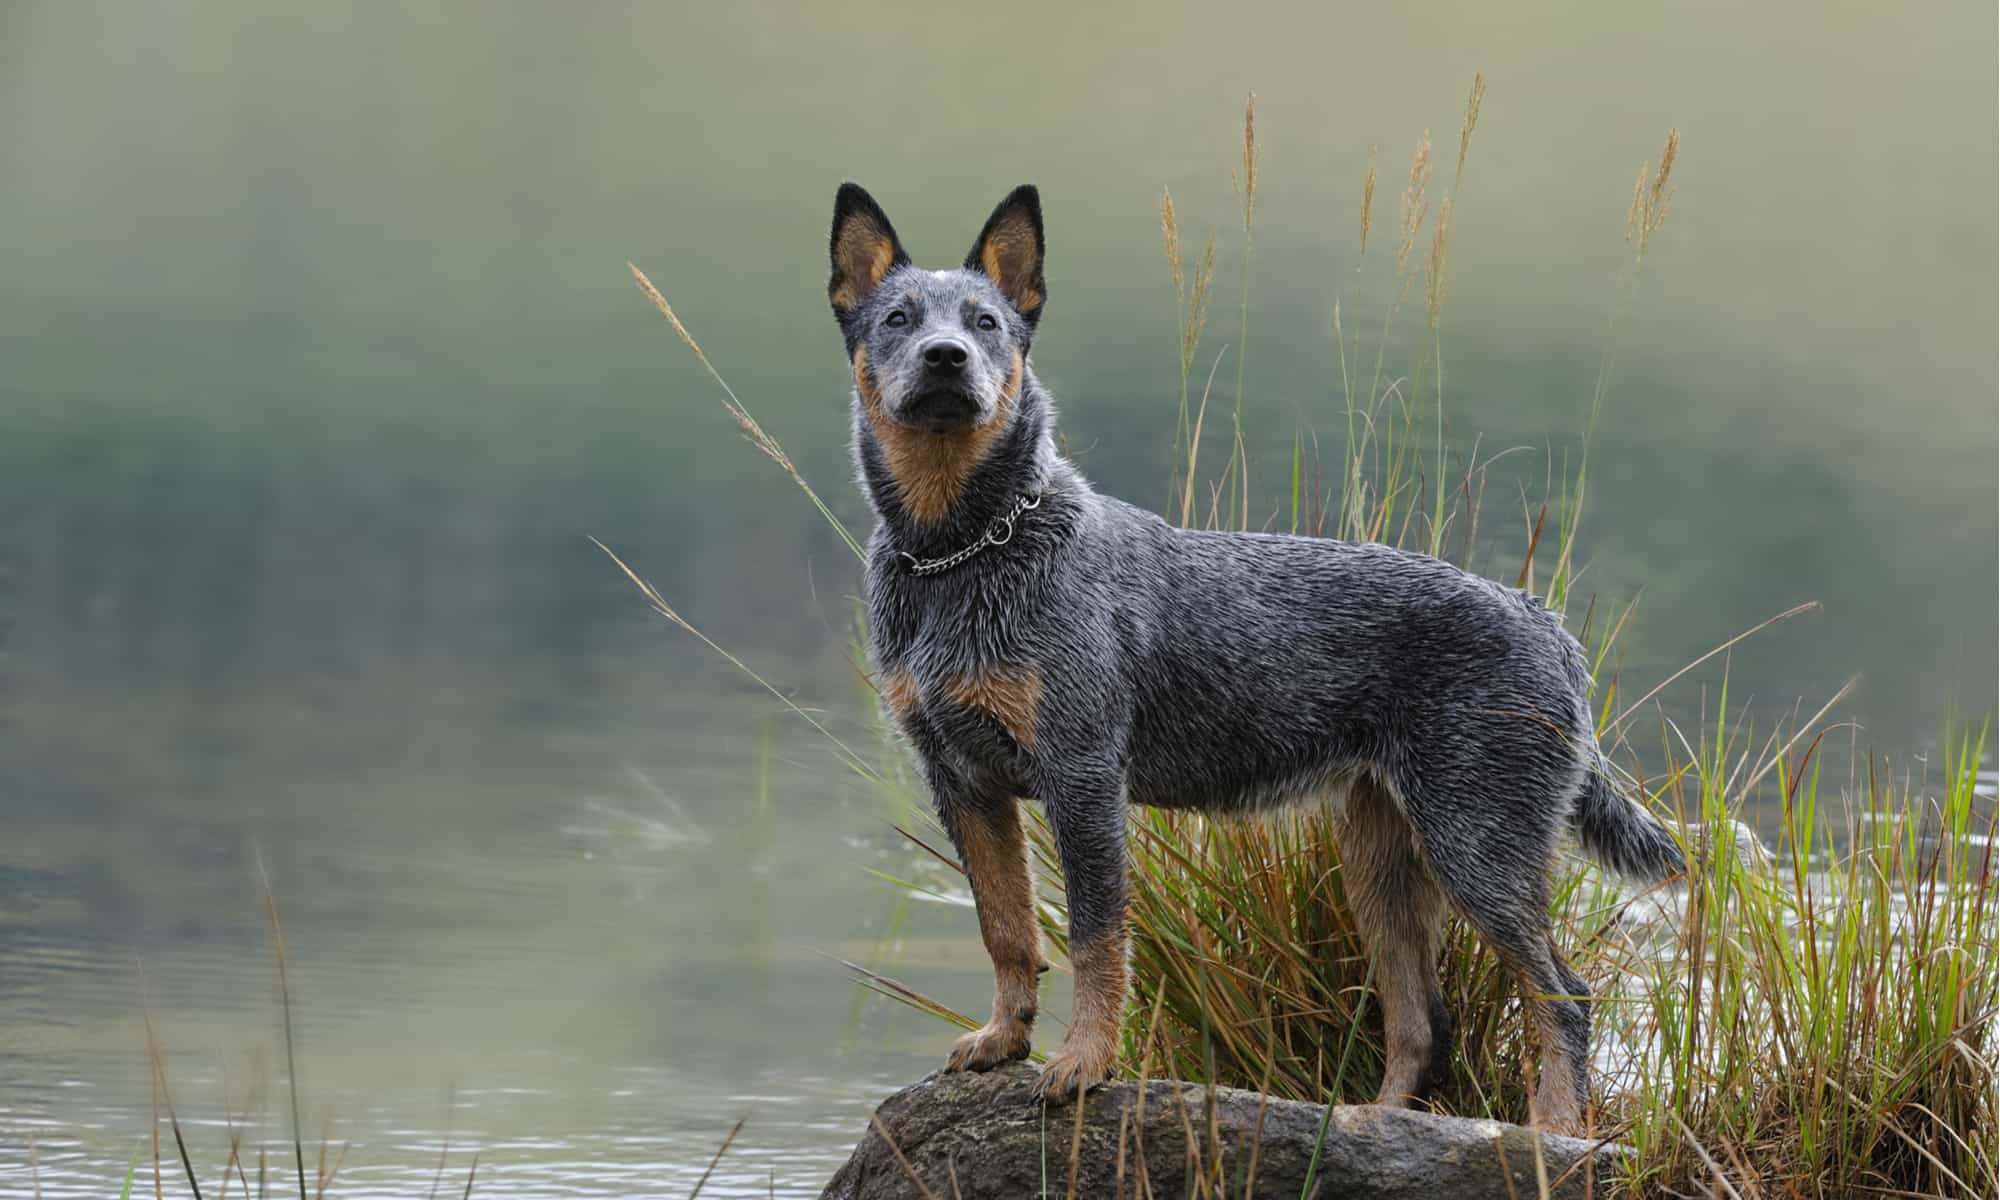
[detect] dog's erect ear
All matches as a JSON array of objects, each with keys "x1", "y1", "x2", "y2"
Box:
[
  {"x1": 829, "y1": 183, "x2": 909, "y2": 319},
  {"x1": 964, "y1": 185, "x2": 1046, "y2": 326}
]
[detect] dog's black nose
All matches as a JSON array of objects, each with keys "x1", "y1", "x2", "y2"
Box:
[{"x1": 920, "y1": 338, "x2": 970, "y2": 373}]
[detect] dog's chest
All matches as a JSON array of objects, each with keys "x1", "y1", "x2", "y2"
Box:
[{"x1": 868, "y1": 567, "x2": 1046, "y2": 764}]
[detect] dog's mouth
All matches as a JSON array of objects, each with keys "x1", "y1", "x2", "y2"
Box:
[{"x1": 892, "y1": 386, "x2": 987, "y2": 433}]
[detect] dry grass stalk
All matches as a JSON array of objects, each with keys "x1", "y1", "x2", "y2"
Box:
[
  {"x1": 1456, "y1": 72, "x2": 1486, "y2": 191},
  {"x1": 1163, "y1": 181, "x2": 1217, "y2": 524},
  {"x1": 1179, "y1": 347, "x2": 1226, "y2": 530},
  {"x1": 869, "y1": 1115, "x2": 942, "y2": 1200},
  {"x1": 1359, "y1": 148, "x2": 1377, "y2": 256},
  {"x1": 1235, "y1": 93, "x2": 1260, "y2": 230},
  {"x1": 1425, "y1": 195, "x2": 1453, "y2": 329},
  {"x1": 627, "y1": 261, "x2": 703, "y2": 358},
  {"x1": 627, "y1": 260, "x2": 862, "y2": 558},
  {"x1": 252, "y1": 850, "x2": 309, "y2": 1200},
  {"x1": 686, "y1": 1116, "x2": 748, "y2": 1200},
  {"x1": 1184, "y1": 234, "x2": 1217, "y2": 375},
  {"x1": 1627, "y1": 128, "x2": 1679, "y2": 256},
  {"x1": 1396, "y1": 133, "x2": 1433, "y2": 277},
  {"x1": 1226, "y1": 90, "x2": 1260, "y2": 527},
  {"x1": 590, "y1": 536, "x2": 879, "y2": 780},
  {"x1": 1162, "y1": 191, "x2": 1218, "y2": 384}
]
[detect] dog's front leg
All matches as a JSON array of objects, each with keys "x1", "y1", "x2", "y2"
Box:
[
  {"x1": 1038, "y1": 773, "x2": 1129, "y2": 1102},
  {"x1": 939, "y1": 789, "x2": 1046, "y2": 1073}
]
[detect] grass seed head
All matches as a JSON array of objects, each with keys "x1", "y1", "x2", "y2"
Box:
[{"x1": 1360, "y1": 148, "x2": 1378, "y2": 256}]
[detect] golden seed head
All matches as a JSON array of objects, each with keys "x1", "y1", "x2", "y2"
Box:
[
  {"x1": 1160, "y1": 187, "x2": 1184, "y2": 296},
  {"x1": 1360, "y1": 148, "x2": 1378, "y2": 257},
  {"x1": 1181, "y1": 233, "x2": 1218, "y2": 373},
  {"x1": 1396, "y1": 133, "x2": 1432, "y2": 275},
  {"x1": 1238, "y1": 92, "x2": 1260, "y2": 229},
  {"x1": 628, "y1": 262, "x2": 703, "y2": 359},
  {"x1": 1425, "y1": 194, "x2": 1453, "y2": 326},
  {"x1": 1627, "y1": 128, "x2": 1680, "y2": 253},
  {"x1": 1455, "y1": 72, "x2": 1486, "y2": 187}
]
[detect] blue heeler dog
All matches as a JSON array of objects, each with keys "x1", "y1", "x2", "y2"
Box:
[{"x1": 829, "y1": 182, "x2": 1685, "y2": 1133}]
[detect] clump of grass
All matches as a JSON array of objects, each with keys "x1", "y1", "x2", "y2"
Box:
[{"x1": 1620, "y1": 721, "x2": 1996, "y2": 1195}]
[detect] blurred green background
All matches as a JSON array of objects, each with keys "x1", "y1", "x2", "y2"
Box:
[{"x1": 1, "y1": 1, "x2": 1993, "y2": 1195}]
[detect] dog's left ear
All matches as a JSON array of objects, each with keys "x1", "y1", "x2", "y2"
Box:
[{"x1": 964, "y1": 185, "x2": 1046, "y2": 327}]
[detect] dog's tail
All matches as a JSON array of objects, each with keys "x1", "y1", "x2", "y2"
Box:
[{"x1": 1572, "y1": 766, "x2": 1686, "y2": 882}]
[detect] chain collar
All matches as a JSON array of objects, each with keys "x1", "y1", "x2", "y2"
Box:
[{"x1": 898, "y1": 493, "x2": 1043, "y2": 576}]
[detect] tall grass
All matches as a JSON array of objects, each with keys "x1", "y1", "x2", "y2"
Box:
[{"x1": 621, "y1": 79, "x2": 1997, "y2": 1198}]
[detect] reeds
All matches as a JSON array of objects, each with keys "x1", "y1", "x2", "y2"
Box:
[
  {"x1": 1222, "y1": 94, "x2": 1261, "y2": 531},
  {"x1": 1161, "y1": 189, "x2": 1219, "y2": 524},
  {"x1": 1552, "y1": 126, "x2": 1683, "y2": 608}
]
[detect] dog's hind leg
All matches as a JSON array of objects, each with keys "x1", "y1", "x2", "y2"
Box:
[
  {"x1": 941, "y1": 793, "x2": 1047, "y2": 1072},
  {"x1": 1396, "y1": 776, "x2": 1592, "y2": 1134},
  {"x1": 1338, "y1": 774, "x2": 1451, "y2": 1107}
]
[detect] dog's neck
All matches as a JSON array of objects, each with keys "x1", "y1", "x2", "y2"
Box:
[{"x1": 853, "y1": 371, "x2": 1058, "y2": 560}]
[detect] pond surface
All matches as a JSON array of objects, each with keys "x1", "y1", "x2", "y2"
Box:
[{"x1": 3, "y1": 1, "x2": 1994, "y2": 1195}]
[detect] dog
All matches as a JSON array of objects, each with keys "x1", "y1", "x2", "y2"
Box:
[{"x1": 828, "y1": 181, "x2": 1685, "y2": 1134}]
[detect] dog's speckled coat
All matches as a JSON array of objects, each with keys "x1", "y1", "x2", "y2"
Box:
[{"x1": 828, "y1": 182, "x2": 1685, "y2": 1133}]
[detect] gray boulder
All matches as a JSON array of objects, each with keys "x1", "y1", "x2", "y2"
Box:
[{"x1": 822, "y1": 1063, "x2": 1623, "y2": 1199}]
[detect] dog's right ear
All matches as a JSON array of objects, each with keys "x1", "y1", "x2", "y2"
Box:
[{"x1": 829, "y1": 183, "x2": 909, "y2": 327}]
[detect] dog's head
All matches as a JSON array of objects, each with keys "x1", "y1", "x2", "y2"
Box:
[{"x1": 828, "y1": 183, "x2": 1045, "y2": 435}]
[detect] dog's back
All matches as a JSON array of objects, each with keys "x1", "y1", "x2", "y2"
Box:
[{"x1": 1071, "y1": 491, "x2": 1593, "y2": 817}]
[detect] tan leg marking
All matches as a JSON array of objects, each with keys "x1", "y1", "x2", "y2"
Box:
[
  {"x1": 1040, "y1": 929, "x2": 1127, "y2": 1101},
  {"x1": 946, "y1": 665, "x2": 1041, "y2": 749},
  {"x1": 1338, "y1": 775, "x2": 1448, "y2": 1107},
  {"x1": 1522, "y1": 972, "x2": 1586, "y2": 1135},
  {"x1": 877, "y1": 668, "x2": 920, "y2": 721},
  {"x1": 854, "y1": 347, "x2": 1022, "y2": 522},
  {"x1": 946, "y1": 801, "x2": 1044, "y2": 1072}
]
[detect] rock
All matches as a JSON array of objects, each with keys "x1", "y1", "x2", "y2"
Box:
[{"x1": 821, "y1": 1063, "x2": 1623, "y2": 1199}]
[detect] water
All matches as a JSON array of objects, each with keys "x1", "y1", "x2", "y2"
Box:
[{"x1": 3, "y1": 2, "x2": 1994, "y2": 1194}]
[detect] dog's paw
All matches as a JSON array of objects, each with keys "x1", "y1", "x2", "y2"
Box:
[
  {"x1": 1036, "y1": 1036, "x2": 1115, "y2": 1103},
  {"x1": 947, "y1": 1020, "x2": 1031, "y2": 1073}
]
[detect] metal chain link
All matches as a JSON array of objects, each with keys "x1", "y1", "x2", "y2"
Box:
[{"x1": 899, "y1": 493, "x2": 1042, "y2": 576}]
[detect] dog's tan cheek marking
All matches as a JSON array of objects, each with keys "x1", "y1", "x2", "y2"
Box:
[
  {"x1": 999, "y1": 349, "x2": 1024, "y2": 406},
  {"x1": 854, "y1": 349, "x2": 1020, "y2": 524},
  {"x1": 831, "y1": 217, "x2": 896, "y2": 311},
  {"x1": 1064, "y1": 929, "x2": 1129, "y2": 1065},
  {"x1": 960, "y1": 805, "x2": 1043, "y2": 1028},
  {"x1": 948, "y1": 665, "x2": 1040, "y2": 749},
  {"x1": 878, "y1": 668, "x2": 920, "y2": 721}
]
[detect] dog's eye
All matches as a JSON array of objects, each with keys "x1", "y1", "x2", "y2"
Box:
[
  {"x1": 976, "y1": 313, "x2": 999, "y2": 332},
  {"x1": 884, "y1": 310, "x2": 909, "y2": 328}
]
